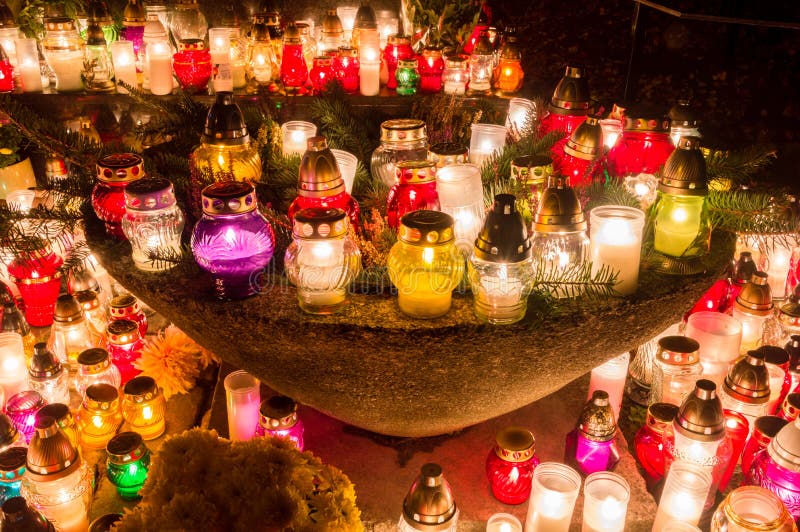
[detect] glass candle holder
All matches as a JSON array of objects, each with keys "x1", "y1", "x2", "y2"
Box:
[
  {"x1": 607, "y1": 110, "x2": 674, "y2": 179},
  {"x1": 651, "y1": 462, "x2": 712, "y2": 531},
  {"x1": 719, "y1": 409, "x2": 750, "y2": 491},
  {"x1": 15, "y1": 38, "x2": 43, "y2": 93},
  {"x1": 375, "y1": 11, "x2": 398, "y2": 49},
  {"x1": 281, "y1": 121, "x2": 318, "y2": 157},
  {"x1": 388, "y1": 211, "x2": 464, "y2": 319},
  {"x1": 284, "y1": 208, "x2": 361, "y2": 314},
  {"x1": 191, "y1": 181, "x2": 275, "y2": 300},
  {"x1": 634, "y1": 402, "x2": 678, "y2": 486},
  {"x1": 780, "y1": 393, "x2": 800, "y2": 422},
  {"x1": 685, "y1": 311, "x2": 742, "y2": 384},
  {"x1": 581, "y1": 471, "x2": 630, "y2": 532},
  {"x1": 524, "y1": 462, "x2": 581, "y2": 532},
  {"x1": 21, "y1": 417, "x2": 92, "y2": 532},
  {"x1": 386, "y1": 160, "x2": 440, "y2": 230},
  {"x1": 279, "y1": 23, "x2": 308, "y2": 93},
  {"x1": 486, "y1": 513, "x2": 521, "y2": 532},
  {"x1": 107, "y1": 319, "x2": 144, "y2": 385},
  {"x1": 0, "y1": 447, "x2": 26, "y2": 506},
  {"x1": 506, "y1": 98, "x2": 536, "y2": 137},
  {"x1": 650, "y1": 336, "x2": 702, "y2": 406},
  {"x1": 224, "y1": 370, "x2": 260, "y2": 441},
  {"x1": 320, "y1": 10, "x2": 344, "y2": 54},
  {"x1": 469, "y1": 124, "x2": 506, "y2": 170},
  {"x1": 47, "y1": 294, "x2": 96, "y2": 373},
  {"x1": 42, "y1": 18, "x2": 84, "y2": 92},
  {"x1": 429, "y1": 143, "x2": 469, "y2": 169},
  {"x1": 759, "y1": 236, "x2": 796, "y2": 301},
  {"x1": 142, "y1": 13, "x2": 171, "y2": 92},
  {"x1": 35, "y1": 404, "x2": 78, "y2": 451},
  {"x1": 167, "y1": 0, "x2": 207, "y2": 42},
  {"x1": 588, "y1": 353, "x2": 630, "y2": 421},
  {"x1": 122, "y1": 376, "x2": 166, "y2": 440},
  {"x1": 106, "y1": 432, "x2": 150, "y2": 500},
  {"x1": 110, "y1": 40, "x2": 138, "y2": 93},
  {"x1": 75, "y1": 290, "x2": 107, "y2": 346},
  {"x1": 77, "y1": 383, "x2": 122, "y2": 450},
  {"x1": 359, "y1": 58, "x2": 379, "y2": 95},
  {"x1": 741, "y1": 415, "x2": 788, "y2": 475},
  {"x1": 539, "y1": 66, "x2": 589, "y2": 140},
  {"x1": 395, "y1": 58, "x2": 419, "y2": 95},
  {"x1": 418, "y1": 46, "x2": 444, "y2": 93},
  {"x1": 600, "y1": 118, "x2": 623, "y2": 150},
  {"x1": 711, "y1": 485, "x2": 796, "y2": 532},
  {"x1": 8, "y1": 247, "x2": 63, "y2": 327},
  {"x1": 247, "y1": 18, "x2": 277, "y2": 86},
  {"x1": 208, "y1": 27, "x2": 233, "y2": 92},
  {"x1": 109, "y1": 294, "x2": 148, "y2": 338},
  {"x1": 309, "y1": 55, "x2": 335, "y2": 94},
  {"x1": 5, "y1": 390, "x2": 44, "y2": 444},
  {"x1": 330, "y1": 149, "x2": 358, "y2": 195},
  {"x1": 493, "y1": 37, "x2": 523, "y2": 96},
  {"x1": 333, "y1": 47, "x2": 359, "y2": 93},
  {"x1": 122, "y1": 177, "x2": 185, "y2": 272},
  {"x1": 589, "y1": 206, "x2": 645, "y2": 296},
  {"x1": 76, "y1": 348, "x2": 121, "y2": 397},
  {"x1": 255, "y1": 395, "x2": 304, "y2": 450},
  {"x1": 746, "y1": 416, "x2": 800, "y2": 522},
  {"x1": 83, "y1": 25, "x2": 115, "y2": 93},
  {"x1": 145, "y1": 36, "x2": 173, "y2": 95},
  {"x1": 383, "y1": 34, "x2": 413, "y2": 90},
  {"x1": 436, "y1": 164, "x2": 484, "y2": 253},
  {"x1": 556, "y1": 115, "x2": 605, "y2": 187},
  {"x1": 0, "y1": 333, "x2": 26, "y2": 398},
  {"x1": 468, "y1": 31, "x2": 494, "y2": 95},
  {"x1": 371, "y1": 119, "x2": 429, "y2": 188},
  {"x1": 485, "y1": 426, "x2": 539, "y2": 504},
  {"x1": 92, "y1": 153, "x2": 146, "y2": 239},
  {"x1": 565, "y1": 391, "x2": 621, "y2": 475},
  {"x1": 442, "y1": 55, "x2": 468, "y2": 95},
  {"x1": 172, "y1": 38, "x2": 211, "y2": 93},
  {"x1": 0, "y1": 413, "x2": 24, "y2": 453},
  {"x1": 399, "y1": 463, "x2": 458, "y2": 532},
  {"x1": 27, "y1": 343, "x2": 69, "y2": 406}
]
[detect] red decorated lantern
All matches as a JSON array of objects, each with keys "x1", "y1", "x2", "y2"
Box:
[
  {"x1": 309, "y1": 56, "x2": 335, "y2": 94},
  {"x1": 280, "y1": 23, "x2": 308, "y2": 93},
  {"x1": 553, "y1": 116, "x2": 605, "y2": 187},
  {"x1": 386, "y1": 161, "x2": 440, "y2": 230},
  {"x1": 109, "y1": 294, "x2": 148, "y2": 338},
  {"x1": 92, "y1": 153, "x2": 145, "y2": 239},
  {"x1": 606, "y1": 105, "x2": 674, "y2": 179},
  {"x1": 334, "y1": 47, "x2": 359, "y2": 94},
  {"x1": 633, "y1": 403, "x2": 677, "y2": 487},
  {"x1": 418, "y1": 46, "x2": 444, "y2": 94},
  {"x1": 485, "y1": 427, "x2": 539, "y2": 505},
  {"x1": 539, "y1": 66, "x2": 590, "y2": 146},
  {"x1": 8, "y1": 246, "x2": 63, "y2": 327},
  {"x1": 106, "y1": 319, "x2": 144, "y2": 385},
  {"x1": 383, "y1": 34, "x2": 413, "y2": 90},
  {"x1": 172, "y1": 38, "x2": 212, "y2": 93}
]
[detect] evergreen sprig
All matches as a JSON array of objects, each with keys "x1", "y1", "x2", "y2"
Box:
[
  {"x1": 532, "y1": 260, "x2": 620, "y2": 301},
  {"x1": 705, "y1": 146, "x2": 777, "y2": 187},
  {"x1": 707, "y1": 189, "x2": 800, "y2": 237},
  {"x1": 309, "y1": 95, "x2": 380, "y2": 166}
]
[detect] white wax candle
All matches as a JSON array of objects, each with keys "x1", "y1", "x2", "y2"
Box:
[
  {"x1": 590, "y1": 210, "x2": 644, "y2": 296},
  {"x1": 50, "y1": 51, "x2": 84, "y2": 92},
  {"x1": 588, "y1": 352, "x2": 630, "y2": 421},
  {"x1": 0, "y1": 333, "x2": 27, "y2": 396},
  {"x1": 359, "y1": 60, "x2": 380, "y2": 96},
  {"x1": 583, "y1": 496, "x2": 627, "y2": 532},
  {"x1": 210, "y1": 50, "x2": 233, "y2": 92},
  {"x1": 148, "y1": 51, "x2": 173, "y2": 95},
  {"x1": 232, "y1": 61, "x2": 247, "y2": 89},
  {"x1": 486, "y1": 513, "x2": 522, "y2": 532},
  {"x1": 224, "y1": 370, "x2": 260, "y2": 441},
  {"x1": 766, "y1": 245, "x2": 792, "y2": 300},
  {"x1": 19, "y1": 61, "x2": 42, "y2": 92},
  {"x1": 111, "y1": 41, "x2": 138, "y2": 94},
  {"x1": 527, "y1": 488, "x2": 573, "y2": 532}
]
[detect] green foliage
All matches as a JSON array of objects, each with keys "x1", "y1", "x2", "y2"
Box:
[
  {"x1": 309, "y1": 95, "x2": 381, "y2": 166},
  {"x1": 406, "y1": 0, "x2": 479, "y2": 50},
  {"x1": 17, "y1": 0, "x2": 88, "y2": 39},
  {"x1": 705, "y1": 146, "x2": 777, "y2": 188},
  {"x1": 0, "y1": 122, "x2": 23, "y2": 168}
]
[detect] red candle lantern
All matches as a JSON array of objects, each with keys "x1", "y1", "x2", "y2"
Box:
[
  {"x1": 539, "y1": 66, "x2": 590, "y2": 145},
  {"x1": 741, "y1": 415, "x2": 788, "y2": 474},
  {"x1": 606, "y1": 105, "x2": 674, "y2": 180},
  {"x1": 633, "y1": 402, "x2": 678, "y2": 487},
  {"x1": 309, "y1": 56, "x2": 335, "y2": 94},
  {"x1": 383, "y1": 34, "x2": 413, "y2": 90},
  {"x1": 760, "y1": 345, "x2": 793, "y2": 413},
  {"x1": 334, "y1": 47, "x2": 359, "y2": 94},
  {"x1": 485, "y1": 426, "x2": 539, "y2": 505},
  {"x1": 718, "y1": 409, "x2": 749, "y2": 491},
  {"x1": 0, "y1": 44, "x2": 14, "y2": 93},
  {"x1": 463, "y1": 3, "x2": 490, "y2": 55},
  {"x1": 172, "y1": 38, "x2": 212, "y2": 93},
  {"x1": 417, "y1": 45, "x2": 444, "y2": 94},
  {"x1": 106, "y1": 319, "x2": 144, "y2": 385},
  {"x1": 554, "y1": 116, "x2": 605, "y2": 187},
  {"x1": 92, "y1": 153, "x2": 145, "y2": 239},
  {"x1": 109, "y1": 294, "x2": 148, "y2": 337},
  {"x1": 386, "y1": 161, "x2": 440, "y2": 230},
  {"x1": 287, "y1": 136, "x2": 360, "y2": 229},
  {"x1": 7, "y1": 246, "x2": 63, "y2": 327},
  {"x1": 779, "y1": 393, "x2": 800, "y2": 422},
  {"x1": 280, "y1": 23, "x2": 308, "y2": 93}
]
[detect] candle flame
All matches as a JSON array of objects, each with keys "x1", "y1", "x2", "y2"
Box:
[
  {"x1": 634, "y1": 182, "x2": 650, "y2": 197},
  {"x1": 92, "y1": 415, "x2": 103, "y2": 428},
  {"x1": 671, "y1": 207, "x2": 689, "y2": 223},
  {"x1": 143, "y1": 406, "x2": 153, "y2": 420},
  {"x1": 422, "y1": 247, "x2": 434, "y2": 265}
]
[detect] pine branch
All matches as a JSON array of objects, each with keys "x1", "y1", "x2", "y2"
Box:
[
  {"x1": 531, "y1": 260, "x2": 620, "y2": 301},
  {"x1": 309, "y1": 96, "x2": 380, "y2": 165},
  {"x1": 705, "y1": 145, "x2": 777, "y2": 187},
  {"x1": 707, "y1": 189, "x2": 800, "y2": 236}
]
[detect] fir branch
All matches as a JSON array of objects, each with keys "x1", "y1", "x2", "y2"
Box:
[
  {"x1": 531, "y1": 260, "x2": 620, "y2": 301},
  {"x1": 583, "y1": 181, "x2": 641, "y2": 212},
  {"x1": 705, "y1": 146, "x2": 777, "y2": 187},
  {"x1": 309, "y1": 96, "x2": 380, "y2": 165},
  {"x1": 707, "y1": 189, "x2": 800, "y2": 236}
]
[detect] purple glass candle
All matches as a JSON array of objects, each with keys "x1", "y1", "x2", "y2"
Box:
[
  {"x1": 564, "y1": 391, "x2": 620, "y2": 475},
  {"x1": 745, "y1": 416, "x2": 800, "y2": 520},
  {"x1": 4, "y1": 391, "x2": 44, "y2": 444},
  {"x1": 191, "y1": 182, "x2": 275, "y2": 300},
  {"x1": 255, "y1": 396, "x2": 304, "y2": 450}
]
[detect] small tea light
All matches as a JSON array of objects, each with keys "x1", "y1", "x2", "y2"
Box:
[
  {"x1": 110, "y1": 40, "x2": 138, "y2": 93},
  {"x1": 469, "y1": 124, "x2": 507, "y2": 169},
  {"x1": 505, "y1": 98, "x2": 536, "y2": 137},
  {"x1": 122, "y1": 376, "x2": 166, "y2": 440},
  {"x1": 599, "y1": 118, "x2": 622, "y2": 150},
  {"x1": 582, "y1": 471, "x2": 630, "y2": 532},
  {"x1": 486, "y1": 513, "x2": 522, "y2": 532},
  {"x1": 76, "y1": 383, "x2": 122, "y2": 450},
  {"x1": 256, "y1": 395, "x2": 304, "y2": 450},
  {"x1": 589, "y1": 206, "x2": 645, "y2": 296},
  {"x1": 4, "y1": 391, "x2": 44, "y2": 444},
  {"x1": 281, "y1": 121, "x2": 318, "y2": 157},
  {"x1": 106, "y1": 431, "x2": 150, "y2": 500}
]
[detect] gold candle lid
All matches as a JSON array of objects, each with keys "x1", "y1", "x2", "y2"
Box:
[
  {"x1": 549, "y1": 65, "x2": 590, "y2": 114},
  {"x1": 578, "y1": 390, "x2": 616, "y2": 442},
  {"x1": 78, "y1": 348, "x2": 112, "y2": 374},
  {"x1": 494, "y1": 427, "x2": 535, "y2": 462},
  {"x1": 675, "y1": 379, "x2": 726, "y2": 441},
  {"x1": 298, "y1": 137, "x2": 345, "y2": 198},
  {"x1": 646, "y1": 402, "x2": 679, "y2": 435},
  {"x1": 533, "y1": 175, "x2": 587, "y2": 233},
  {"x1": 123, "y1": 376, "x2": 160, "y2": 402},
  {"x1": 724, "y1": 351, "x2": 770, "y2": 404},
  {"x1": 395, "y1": 160, "x2": 437, "y2": 184},
  {"x1": 379, "y1": 119, "x2": 427, "y2": 143},
  {"x1": 96, "y1": 153, "x2": 145, "y2": 184},
  {"x1": 259, "y1": 396, "x2": 299, "y2": 430},
  {"x1": 401, "y1": 463, "x2": 457, "y2": 532},
  {"x1": 656, "y1": 336, "x2": 700, "y2": 366},
  {"x1": 84, "y1": 383, "x2": 121, "y2": 411},
  {"x1": 398, "y1": 210, "x2": 454, "y2": 246},
  {"x1": 735, "y1": 271, "x2": 773, "y2": 315},
  {"x1": 107, "y1": 319, "x2": 141, "y2": 345},
  {"x1": 292, "y1": 208, "x2": 348, "y2": 239},
  {"x1": 201, "y1": 182, "x2": 258, "y2": 216},
  {"x1": 106, "y1": 431, "x2": 147, "y2": 464},
  {"x1": 25, "y1": 416, "x2": 81, "y2": 481},
  {"x1": 659, "y1": 137, "x2": 708, "y2": 196},
  {"x1": 563, "y1": 116, "x2": 603, "y2": 161},
  {"x1": 53, "y1": 294, "x2": 84, "y2": 323}
]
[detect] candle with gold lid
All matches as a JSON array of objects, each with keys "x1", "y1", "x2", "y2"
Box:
[
  {"x1": 555, "y1": 115, "x2": 605, "y2": 187},
  {"x1": 649, "y1": 335, "x2": 702, "y2": 406},
  {"x1": 0, "y1": 414, "x2": 24, "y2": 454},
  {"x1": 733, "y1": 271, "x2": 773, "y2": 352},
  {"x1": 719, "y1": 350, "x2": 771, "y2": 428},
  {"x1": 256, "y1": 395, "x2": 304, "y2": 450},
  {"x1": 486, "y1": 427, "x2": 539, "y2": 504},
  {"x1": 399, "y1": 463, "x2": 458, "y2": 532},
  {"x1": 76, "y1": 348, "x2": 121, "y2": 397},
  {"x1": 107, "y1": 319, "x2": 144, "y2": 385},
  {"x1": 106, "y1": 431, "x2": 150, "y2": 500},
  {"x1": 122, "y1": 376, "x2": 166, "y2": 440},
  {"x1": 27, "y1": 343, "x2": 69, "y2": 406},
  {"x1": 92, "y1": 153, "x2": 146, "y2": 239},
  {"x1": 564, "y1": 390, "x2": 620, "y2": 475},
  {"x1": 429, "y1": 142, "x2": 469, "y2": 168},
  {"x1": 634, "y1": 402, "x2": 679, "y2": 486},
  {"x1": 35, "y1": 404, "x2": 78, "y2": 451},
  {"x1": 109, "y1": 294, "x2": 148, "y2": 337},
  {"x1": 46, "y1": 294, "x2": 96, "y2": 374},
  {"x1": 76, "y1": 383, "x2": 122, "y2": 450},
  {"x1": 386, "y1": 160, "x2": 440, "y2": 230}
]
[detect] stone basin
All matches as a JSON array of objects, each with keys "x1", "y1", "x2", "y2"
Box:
[{"x1": 88, "y1": 223, "x2": 731, "y2": 437}]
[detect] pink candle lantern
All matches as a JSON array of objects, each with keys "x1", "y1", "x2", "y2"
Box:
[
  {"x1": 741, "y1": 415, "x2": 787, "y2": 474},
  {"x1": 564, "y1": 390, "x2": 620, "y2": 475},
  {"x1": 172, "y1": 38, "x2": 212, "y2": 94},
  {"x1": 779, "y1": 393, "x2": 800, "y2": 422},
  {"x1": 109, "y1": 294, "x2": 148, "y2": 337},
  {"x1": 607, "y1": 106, "x2": 674, "y2": 180},
  {"x1": 386, "y1": 160, "x2": 440, "y2": 230},
  {"x1": 745, "y1": 415, "x2": 800, "y2": 521},
  {"x1": 4, "y1": 391, "x2": 44, "y2": 444},
  {"x1": 553, "y1": 115, "x2": 605, "y2": 187},
  {"x1": 485, "y1": 426, "x2": 539, "y2": 504},
  {"x1": 334, "y1": 47, "x2": 359, "y2": 93},
  {"x1": 106, "y1": 319, "x2": 143, "y2": 385},
  {"x1": 718, "y1": 409, "x2": 749, "y2": 490},
  {"x1": 539, "y1": 66, "x2": 590, "y2": 143},
  {"x1": 256, "y1": 395, "x2": 304, "y2": 450}
]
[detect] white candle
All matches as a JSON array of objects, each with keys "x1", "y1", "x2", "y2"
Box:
[
  {"x1": 0, "y1": 28, "x2": 18, "y2": 67},
  {"x1": 651, "y1": 462, "x2": 711, "y2": 532},
  {"x1": 209, "y1": 28, "x2": 233, "y2": 93},
  {"x1": 582, "y1": 472, "x2": 630, "y2": 532},
  {"x1": 232, "y1": 60, "x2": 247, "y2": 89},
  {"x1": 0, "y1": 333, "x2": 27, "y2": 397},
  {"x1": 764, "y1": 241, "x2": 794, "y2": 300},
  {"x1": 281, "y1": 121, "x2": 317, "y2": 157},
  {"x1": 469, "y1": 124, "x2": 506, "y2": 169},
  {"x1": 224, "y1": 370, "x2": 260, "y2": 441},
  {"x1": 436, "y1": 164, "x2": 485, "y2": 253},
  {"x1": 589, "y1": 206, "x2": 645, "y2": 296},
  {"x1": 685, "y1": 311, "x2": 741, "y2": 383},
  {"x1": 359, "y1": 60, "x2": 380, "y2": 96},
  {"x1": 110, "y1": 41, "x2": 138, "y2": 94},
  {"x1": 15, "y1": 38, "x2": 42, "y2": 93},
  {"x1": 505, "y1": 98, "x2": 536, "y2": 135},
  {"x1": 732, "y1": 308, "x2": 768, "y2": 353},
  {"x1": 588, "y1": 352, "x2": 630, "y2": 421},
  {"x1": 526, "y1": 462, "x2": 581, "y2": 532},
  {"x1": 486, "y1": 513, "x2": 522, "y2": 532},
  {"x1": 147, "y1": 42, "x2": 173, "y2": 95},
  {"x1": 50, "y1": 50, "x2": 84, "y2": 92},
  {"x1": 330, "y1": 149, "x2": 358, "y2": 194}
]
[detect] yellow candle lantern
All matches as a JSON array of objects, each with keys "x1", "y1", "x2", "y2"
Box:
[
  {"x1": 122, "y1": 376, "x2": 167, "y2": 440},
  {"x1": 387, "y1": 210, "x2": 464, "y2": 319},
  {"x1": 76, "y1": 383, "x2": 122, "y2": 450}
]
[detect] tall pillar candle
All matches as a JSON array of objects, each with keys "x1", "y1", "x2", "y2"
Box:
[
  {"x1": 224, "y1": 370, "x2": 260, "y2": 441},
  {"x1": 208, "y1": 28, "x2": 233, "y2": 93},
  {"x1": 588, "y1": 352, "x2": 630, "y2": 421},
  {"x1": 15, "y1": 38, "x2": 42, "y2": 93},
  {"x1": 111, "y1": 40, "x2": 138, "y2": 93},
  {"x1": 147, "y1": 41, "x2": 173, "y2": 95},
  {"x1": 589, "y1": 206, "x2": 645, "y2": 296}
]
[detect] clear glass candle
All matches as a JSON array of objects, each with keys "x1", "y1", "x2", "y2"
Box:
[
  {"x1": 167, "y1": 0, "x2": 207, "y2": 42},
  {"x1": 255, "y1": 395, "x2": 304, "y2": 450},
  {"x1": 589, "y1": 206, "x2": 645, "y2": 296},
  {"x1": 172, "y1": 38, "x2": 211, "y2": 93},
  {"x1": 92, "y1": 153, "x2": 146, "y2": 239},
  {"x1": 468, "y1": 30, "x2": 494, "y2": 94},
  {"x1": 581, "y1": 472, "x2": 630, "y2": 532},
  {"x1": 634, "y1": 402, "x2": 678, "y2": 486},
  {"x1": 7, "y1": 246, "x2": 63, "y2": 327},
  {"x1": 650, "y1": 336, "x2": 702, "y2": 406},
  {"x1": 759, "y1": 236, "x2": 795, "y2": 301},
  {"x1": 506, "y1": 97, "x2": 536, "y2": 137},
  {"x1": 399, "y1": 463, "x2": 458, "y2": 532},
  {"x1": 108, "y1": 40, "x2": 137, "y2": 93},
  {"x1": 486, "y1": 513, "x2": 522, "y2": 532},
  {"x1": 106, "y1": 431, "x2": 150, "y2": 500},
  {"x1": 651, "y1": 462, "x2": 712, "y2": 531},
  {"x1": 4, "y1": 391, "x2": 42, "y2": 444},
  {"x1": 46, "y1": 294, "x2": 96, "y2": 374},
  {"x1": 469, "y1": 123, "x2": 506, "y2": 169},
  {"x1": 386, "y1": 160, "x2": 440, "y2": 230},
  {"x1": 109, "y1": 294, "x2": 148, "y2": 337},
  {"x1": 76, "y1": 348, "x2": 121, "y2": 397},
  {"x1": 191, "y1": 181, "x2": 275, "y2": 300},
  {"x1": 371, "y1": 119, "x2": 429, "y2": 188},
  {"x1": 442, "y1": 55, "x2": 468, "y2": 95},
  {"x1": 281, "y1": 121, "x2": 317, "y2": 157},
  {"x1": 525, "y1": 462, "x2": 581, "y2": 532},
  {"x1": 75, "y1": 290, "x2": 107, "y2": 346},
  {"x1": 485, "y1": 426, "x2": 539, "y2": 505},
  {"x1": 0, "y1": 333, "x2": 27, "y2": 398},
  {"x1": 41, "y1": 18, "x2": 84, "y2": 92},
  {"x1": 436, "y1": 164, "x2": 485, "y2": 253},
  {"x1": 0, "y1": 447, "x2": 26, "y2": 505},
  {"x1": 122, "y1": 376, "x2": 166, "y2": 440},
  {"x1": 284, "y1": 208, "x2": 361, "y2": 315},
  {"x1": 76, "y1": 383, "x2": 122, "y2": 450},
  {"x1": 224, "y1": 370, "x2": 260, "y2": 441},
  {"x1": 27, "y1": 343, "x2": 69, "y2": 406},
  {"x1": 711, "y1": 485, "x2": 796, "y2": 532},
  {"x1": 82, "y1": 24, "x2": 115, "y2": 93},
  {"x1": 122, "y1": 177, "x2": 185, "y2": 272},
  {"x1": 21, "y1": 417, "x2": 92, "y2": 532},
  {"x1": 685, "y1": 311, "x2": 742, "y2": 384}
]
